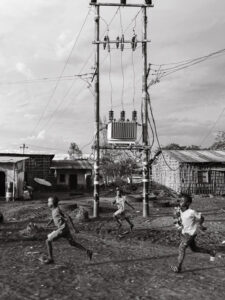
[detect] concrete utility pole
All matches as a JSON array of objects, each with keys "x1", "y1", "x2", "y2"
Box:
[
  {"x1": 20, "y1": 143, "x2": 28, "y2": 154},
  {"x1": 142, "y1": 6, "x2": 149, "y2": 217},
  {"x1": 93, "y1": 4, "x2": 100, "y2": 218}
]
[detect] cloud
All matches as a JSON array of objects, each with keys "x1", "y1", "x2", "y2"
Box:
[
  {"x1": 36, "y1": 130, "x2": 46, "y2": 140},
  {"x1": 15, "y1": 62, "x2": 33, "y2": 79}
]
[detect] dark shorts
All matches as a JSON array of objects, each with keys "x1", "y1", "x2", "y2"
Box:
[{"x1": 47, "y1": 226, "x2": 71, "y2": 242}]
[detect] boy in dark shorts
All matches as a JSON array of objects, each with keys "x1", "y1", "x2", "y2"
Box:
[
  {"x1": 112, "y1": 188, "x2": 135, "y2": 233},
  {"x1": 171, "y1": 194, "x2": 216, "y2": 273},
  {"x1": 43, "y1": 196, "x2": 92, "y2": 264}
]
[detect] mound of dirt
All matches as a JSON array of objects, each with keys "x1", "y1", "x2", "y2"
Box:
[
  {"x1": 19, "y1": 222, "x2": 46, "y2": 238},
  {"x1": 70, "y1": 206, "x2": 89, "y2": 222}
]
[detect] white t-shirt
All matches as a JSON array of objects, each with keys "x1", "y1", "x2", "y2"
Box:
[
  {"x1": 180, "y1": 208, "x2": 202, "y2": 236},
  {"x1": 115, "y1": 196, "x2": 126, "y2": 212}
]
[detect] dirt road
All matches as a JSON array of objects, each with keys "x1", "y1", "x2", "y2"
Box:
[{"x1": 0, "y1": 195, "x2": 225, "y2": 300}]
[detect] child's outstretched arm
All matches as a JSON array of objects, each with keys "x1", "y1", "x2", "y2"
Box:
[
  {"x1": 46, "y1": 218, "x2": 53, "y2": 228},
  {"x1": 199, "y1": 215, "x2": 207, "y2": 231},
  {"x1": 125, "y1": 201, "x2": 135, "y2": 210}
]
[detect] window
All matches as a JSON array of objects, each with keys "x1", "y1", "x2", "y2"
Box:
[
  {"x1": 59, "y1": 174, "x2": 66, "y2": 183},
  {"x1": 197, "y1": 171, "x2": 210, "y2": 184}
]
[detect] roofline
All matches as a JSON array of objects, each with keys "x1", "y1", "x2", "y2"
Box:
[{"x1": 0, "y1": 153, "x2": 55, "y2": 158}]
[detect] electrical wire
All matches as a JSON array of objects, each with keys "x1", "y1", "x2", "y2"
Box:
[
  {"x1": 131, "y1": 50, "x2": 136, "y2": 109},
  {"x1": 124, "y1": 8, "x2": 142, "y2": 34},
  {"x1": 119, "y1": 8, "x2": 125, "y2": 110},
  {"x1": 29, "y1": 7, "x2": 92, "y2": 137},
  {"x1": 108, "y1": 51, "x2": 113, "y2": 109},
  {"x1": 147, "y1": 90, "x2": 179, "y2": 171}
]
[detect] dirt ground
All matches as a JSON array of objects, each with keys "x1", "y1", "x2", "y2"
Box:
[{"x1": 1, "y1": 193, "x2": 225, "y2": 300}]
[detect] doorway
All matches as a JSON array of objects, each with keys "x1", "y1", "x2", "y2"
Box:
[
  {"x1": 69, "y1": 174, "x2": 77, "y2": 190},
  {"x1": 0, "y1": 172, "x2": 6, "y2": 196}
]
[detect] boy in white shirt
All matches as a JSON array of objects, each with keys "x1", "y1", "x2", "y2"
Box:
[
  {"x1": 171, "y1": 194, "x2": 216, "y2": 273},
  {"x1": 112, "y1": 188, "x2": 135, "y2": 233}
]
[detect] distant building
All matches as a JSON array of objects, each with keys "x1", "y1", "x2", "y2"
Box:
[
  {"x1": 50, "y1": 159, "x2": 92, "y2": 191},
  {"x1": 152, "y1": 150, "x2": 225, "y2": 195},
  {"x1": 0, "y1": 153, "x2": 55, "y2": 190},
  {"x1": 0, "y1": 156, "x2": 28, "y2": 199}
]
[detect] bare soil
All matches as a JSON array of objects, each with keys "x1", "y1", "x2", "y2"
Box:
[{"x1": 1, "y1": 193, "x2": 225, "y2": 300}]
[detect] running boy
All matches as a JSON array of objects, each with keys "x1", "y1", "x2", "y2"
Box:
[
  {"x1": 171, "y1": 194, "x2": 216, "y2": 273},
  {"x1": 112, "y1": 188, "x2": 135, "y2": 233},
  {"x1": 43, "y1": 196, "x2": 92, "y2": 264}
]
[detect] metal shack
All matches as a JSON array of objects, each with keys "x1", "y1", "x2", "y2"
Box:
[
  {"x1": 0, "y1": 153, "x2": 55, "y2": 190},
  {"x1": 152, "y1": 150, "x2": 225, "y2": 195},
  {"x1": 0, "y1": 156, "x2": 28, "y2": 199},
  {"x1": 50, "y1": 159, "x2": 92, "y2": 191}
]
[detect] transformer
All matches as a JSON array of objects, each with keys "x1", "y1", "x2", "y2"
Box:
[{"x1": 107, "y1": 120, "x2": 137, "y2": 144}]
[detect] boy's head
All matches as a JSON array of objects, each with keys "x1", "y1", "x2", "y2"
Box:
[
  {"x1": 179, "y1": 194, "x2": 192, "y2": 211},
  {"x1": 116, "y1": 187, "x2": 122, "y2": 197},
  {"x1": 48, "y1": 196, "x2": 59, "y2": 209}
]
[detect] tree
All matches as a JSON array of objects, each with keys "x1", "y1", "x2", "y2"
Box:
[
  {"x1": 100, "y1": 151, "x2": 138, "y2": 186},
  {"x1": 210, "y1": 131, "x2": 225, "y2": 150},
  {"x1": 68, "y1": 143, "x2": 82, "y2": 159}
]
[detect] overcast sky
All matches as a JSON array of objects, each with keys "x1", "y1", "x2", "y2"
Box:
[{"x1": 0, "y1": 0, "x2": 224, "y2": 154}]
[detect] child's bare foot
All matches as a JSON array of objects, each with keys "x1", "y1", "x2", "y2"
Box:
[
  {"x1": 43, "y1": 258, "x2": 54, "y2": 265},
  {"x1": 170, "y1": 265, "x2": 181, "y2": 273},
  {"x1": 87, "y1": 250, "x2": 93, "y2": 261},
  {"x1": 130, "y1": 224, "x2": 134, "y2": 232}
]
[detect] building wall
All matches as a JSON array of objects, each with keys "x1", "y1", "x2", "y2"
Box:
[
  {"x1": 0, "y1": 161, "x2": 25, "y2": 198},
  {"x1": 0, "y1": 154, "x2": 55, "y2": 191},
  {"x1": 152, "y1": 153, "x2": 181, "y2": 193},
  {"x1": 180, "y1": 163, "x2": 225, "y2": 195},
  {"x1": 24, "y1": 155, "x2": 55, "y2": 189},
  {"x1": 152, "y1": 154, "x2": 225, "y2": 195},
  {"x1": 55, "y1": 169, "x2": 92, "y2": 190}
]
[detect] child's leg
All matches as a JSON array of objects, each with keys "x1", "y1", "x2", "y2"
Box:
[
  {"x1": 177, "y1": 236, "x2": 189, "y2": 270},
  {"x1": 67, "y1": 236, "x2": 86, "y2": 251},
  {"x1": 124, "y1": 216, "x2": 134, "y2": 231},
  {"x1": 189, "y1": 236, "x2": 216, "y2": 257},
  {"x1": 46, "y1": 239, "x2": 54, "y2": 261},
  {"x1": 113, "y1": 214, "x2": 123, "y2": 232},
  {"x1": 44, "y1": 229, "x2": 63, "y2": 264},
  {"x1": 66, "y1": 233, "x2": 93, "y2": 260},
  {"x1": 171, "y1": 234, "x2": 190, "y2": 272}
]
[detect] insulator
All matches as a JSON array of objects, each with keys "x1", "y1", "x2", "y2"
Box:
[
  {"x1": 120, "y1": 110, "x2": 125, "y2": 121},
  {"x1": 120, "y1": 34, "x2": 125, "y2": 51},
  {"x1": 116, "y1": 36, "x2": 120, "y2": 49},
  {"x1": 103, "y1": 36, "x2": 107, "y2": 50},
  {"x1": 131, "y1": 34, "x2": 137, "y2": 51},
  {"x1": 91, "y1": 0, "x2": 97, "y2": 3},
  {"x1": 109, "y1": 110, "x2": 114, "y2": 121},
  {"x1": 121, "y1": 0, "x2": 126, "y2": 4},
  {"x1": 107, "y1": 36, "x2": 110, "y2": 53},
  {"x1": 145, "y1": 0, "x2": 152, "y2": 5},
  {"x1": 132, "y1": 110, "x2": 137, "y2": 121}
]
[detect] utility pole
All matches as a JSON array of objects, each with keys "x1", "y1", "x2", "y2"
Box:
[
  {"x1": 90, "y1": 0, "x2": 153, "y2": 218},
  {"x1": 93, "y1": 4, "x2": 100, "y2": 218},
  {"x1": 142, "y1": 6, "x2": 150, "y2": 217},
  {"x1": 20, "y1": 143, "x2": 28, "y2": 154}
]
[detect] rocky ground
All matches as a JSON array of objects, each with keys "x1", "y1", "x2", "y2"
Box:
[{"x1": 0, "y1": 193, "x2": 225, "y2": 300}]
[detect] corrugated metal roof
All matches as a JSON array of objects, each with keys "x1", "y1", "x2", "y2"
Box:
[
  {"x1": 51, "y1": 159, "x2": 92, "y2": 170},
  {"x1": 0, "y1": 156, "x2": 29, "y2": 163},
  {"x1": 163, "y1": 150, "x2": 225, "y2": 163}
]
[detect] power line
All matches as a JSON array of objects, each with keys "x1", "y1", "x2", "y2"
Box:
[
  {"x1": 34, "y1": 8, "x2": 121, "y2": 133},
  {"x1": 29, "y1": 7, "x2": 92, "y2": 137},
  {"x1": 0, "y1": 73, "x2": 93, "y2": 85}
]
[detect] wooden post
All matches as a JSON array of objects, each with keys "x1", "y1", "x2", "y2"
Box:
[
  {"x1": 142, "y1": 6, "x2": 149, "y2": 217},
  {"x1": 93, "y1": 5, "x2": 100, "y2": 217}
]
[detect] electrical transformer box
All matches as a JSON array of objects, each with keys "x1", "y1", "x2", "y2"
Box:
[{"x1": 107, "y1": 121, "x2": 137, "y2": 144}]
